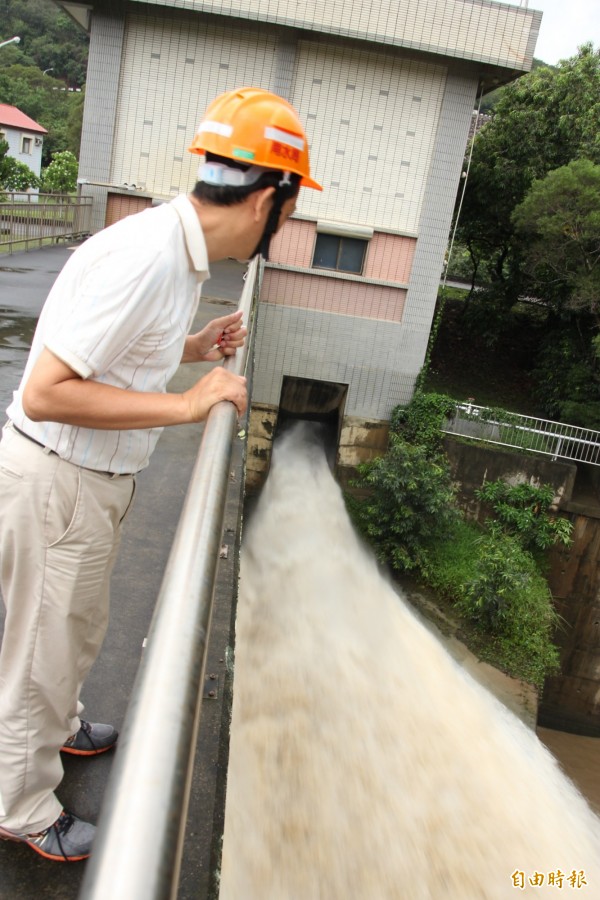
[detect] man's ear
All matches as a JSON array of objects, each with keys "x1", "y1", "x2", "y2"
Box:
[{"x1": 250, "y1": 186, "x2": 276, "y2": 222}]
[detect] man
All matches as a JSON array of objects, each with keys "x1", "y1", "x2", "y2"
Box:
[{"x1": 0, "y1": 86, "x2": 321, "y2": 862}]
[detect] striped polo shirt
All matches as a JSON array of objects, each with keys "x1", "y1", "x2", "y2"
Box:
[{"x1": 7, "y1": 195, "x2": 209, "y2": 474}]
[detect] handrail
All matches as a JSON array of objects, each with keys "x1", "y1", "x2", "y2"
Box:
[
  {"x1": 79, "y1": 256, "x2": 260, "y2": 900},
  {"x1": 442, "y1": 402, "x2": 600, "y2": 466},
  {"x1": 0, "y1": 192, "x2": 92, "y2": 253}
]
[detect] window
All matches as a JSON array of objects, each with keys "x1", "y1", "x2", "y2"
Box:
[
  {"x1": 312, "y1": 233, "x2": 368, "y2": 274},
  {"x1": 21, "y1": 136, "x2": 32, "y2": 154}
]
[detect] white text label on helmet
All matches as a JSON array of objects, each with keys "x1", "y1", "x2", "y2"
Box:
[
  {"x1": 197, "y1": 121, "x2": 234, "y2": 138},
  {"x1": 264, "y1": 127, "x2": 305, "y2": 151}
]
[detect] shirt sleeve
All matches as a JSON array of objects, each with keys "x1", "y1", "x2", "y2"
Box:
[{"x1": 44, "y1": 243, "x2": 172, "y2": 379}]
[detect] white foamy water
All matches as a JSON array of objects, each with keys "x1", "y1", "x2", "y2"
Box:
[{"x1": 221, "y1": 423, "x2": 600, "y2": 899}]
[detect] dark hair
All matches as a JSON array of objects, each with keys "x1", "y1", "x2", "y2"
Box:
[{"x1": 191, "y1": 153, "x2": 300, "y2": 207}]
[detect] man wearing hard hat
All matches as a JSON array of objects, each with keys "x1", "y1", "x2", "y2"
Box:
[{"x1": 0, "y1": 87, "x2": 321, "y2": 862}]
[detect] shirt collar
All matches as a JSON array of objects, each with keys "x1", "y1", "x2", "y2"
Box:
[{"x1": 170, "y1": 194, "x2": 209, "y2": 276}]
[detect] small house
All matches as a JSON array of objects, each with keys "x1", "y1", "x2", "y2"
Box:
[{"x1": 0, "y1": 103, "x2": 48, "y2": 195}]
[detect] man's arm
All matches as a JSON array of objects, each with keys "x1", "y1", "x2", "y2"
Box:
[{"x1": 22, "y1": 348, "x2": 247, "y2": 429}]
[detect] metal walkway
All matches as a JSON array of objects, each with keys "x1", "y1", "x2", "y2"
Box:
[{"x1": 0, "y1": 246, "x2": 248, "y2": 900}]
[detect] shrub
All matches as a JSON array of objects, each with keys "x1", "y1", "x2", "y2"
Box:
[
  {"x1": 350, "y1": 435, "x2": 458, "y2": 574},
  {"x1": 455, "y1": 526, "x2": 560, "y2": 686},
  {"x1": 390, "y1": 392, "x2": 456, "y2": 456},
  {"x1": 424, "y1": 518, "x2": 481, "y2": 603},
  {"x1": 0, "y1": 156, "x2": 41, "y2": 192},
  {"x1": 475, "y1": 480, "x2": 573, "y2": 552},
  {"x1": 41, "y1": 150, "x2": 78, "y2": 194}
]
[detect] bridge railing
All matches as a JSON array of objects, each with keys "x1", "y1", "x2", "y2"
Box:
[
  {"x1": 443, "y1": 402, "x2": 600, "y2": 466},
  {"x1": 79, "y1": 256, "x2": 261, "y2": 900},
  {"x1": 0, "y1": 192, "x2": 92, "y2": 253}
]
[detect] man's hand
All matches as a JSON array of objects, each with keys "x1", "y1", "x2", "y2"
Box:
[
  {"x1": 183, "y1": 367, "x2": 247, "y2": 421},
  {"x1": 183, "y1": 310, "x2": 247, "y2": 363}
]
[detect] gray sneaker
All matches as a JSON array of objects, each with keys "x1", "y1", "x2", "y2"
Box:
[
  {"x1": 0, "y1": 810, "x2": 95, "y2": 861},
  {"x1": 61, "y1": 720, "x2": 118, "y2": 756}
]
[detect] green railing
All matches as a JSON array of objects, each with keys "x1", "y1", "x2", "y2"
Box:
[{"x1": 0, "y1": 192, "x2": 92, "y2": 253}]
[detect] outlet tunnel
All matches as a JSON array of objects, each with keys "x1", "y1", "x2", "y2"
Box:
[{"x1": 273, "y1": 376, "x2": 349, "y2": 469}]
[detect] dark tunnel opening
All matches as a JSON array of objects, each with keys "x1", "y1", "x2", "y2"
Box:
[{"x1": 274, "y1": 376, "x2": 348, "y2": 470}]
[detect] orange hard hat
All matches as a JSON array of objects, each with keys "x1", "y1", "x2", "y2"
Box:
[{"x1": 188, "y1": 87, "x2": 322, "y2": 191}]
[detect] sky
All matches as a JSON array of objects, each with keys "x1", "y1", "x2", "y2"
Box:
[{"x1": 524, "y1": 0, "x2": 599, "y2": 65}]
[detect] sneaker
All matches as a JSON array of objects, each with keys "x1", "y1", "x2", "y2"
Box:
[
  {"x1": 61, "y1": 720, "x2": 118, "y2": 757},
  {"x1": 0, "y1": 810, "x2": 95, "y2": 862}
]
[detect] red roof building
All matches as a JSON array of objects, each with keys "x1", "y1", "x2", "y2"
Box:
[{"x1": 0, "y1": 104, "x2": 47, "y2": 134}]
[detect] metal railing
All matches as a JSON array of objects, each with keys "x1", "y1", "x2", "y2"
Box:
[
  {"x1": 443, "y1": 402, "x2": 600, "y2": 466},
  {"x1": 0, "y1": 192, "x2": 92, "y2": 253},
  {"x1": 79, "y1": 257, "x2": 261, "y2": 900}
]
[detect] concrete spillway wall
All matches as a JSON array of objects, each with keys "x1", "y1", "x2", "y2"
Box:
[{"x1": 445, "y1": 438, "x2": 600, "y2": 737}]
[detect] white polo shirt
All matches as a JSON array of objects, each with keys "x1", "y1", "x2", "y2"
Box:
[{"x1": 7, "y1": 195, "x2": 209, "y2": 474}]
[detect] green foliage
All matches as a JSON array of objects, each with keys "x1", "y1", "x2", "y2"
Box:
[
  {"x1": 532, "y1": 328, "x2": 600, "y2": 428},
  {"x1": 0, "y1": 1, "x2": 88, "y2": 162},
  {"x1": 455, "y1": 526, "x2": 560, "y2": 686},
  {"x1": 458, "y1": 284, "x2": 516, "y2": 350},
  {"x1": 349, "y1": 390, "x2": 564, "y2": 686},
  {"x1": 0, "y1": 139, "x2": 40, "y2": 190},
  {"x1": 423, "y1": 518, "x2": 480, "y2": 602},
  {"x1": 475, "y1": 480, "x2": 573, "y2": 552},
  {"x1": 513, "y1": 159, "x2": 600, "y2": 321},
  {"x1": 0, "y1": 0, "x2": 88, "y2": 87},
  {"x1": 350, "y1": 434, "x2": 458, "y2": 574},
  {"x1": 457, "y1": 44, "x2": 600, "y2": 300},
  {"x1": 390, "y1": 392, "x2": 456, "y2": 455},
  {"x1": 41, "y1": 150, "x2": 78, "y2": 194},
  {"x1": 417, "y1": 518, "x2": 561, "y2": 687},
  {"x1": 0, "y1": 63, "x2": 81, "y2": 163}
]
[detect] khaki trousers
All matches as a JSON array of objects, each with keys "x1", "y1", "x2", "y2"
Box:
[{"x1": 0, "y1": 424, "x2": 136, "y2": 832}]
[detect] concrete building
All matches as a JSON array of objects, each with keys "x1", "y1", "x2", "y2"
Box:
[
  {"x1": 0, "y1": 104, "x2": 47, "y2": 196},
  {"x1": 56, "y1": 0, "x2": 541, "y2": 487}
]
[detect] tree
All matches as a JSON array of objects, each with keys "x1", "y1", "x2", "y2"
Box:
[
  {"x1": 0, "y1": 0, "x2": 88, "y2": 87},
  {"x1": 0, "y1": 64, "x2": 75, "y2": 164},
  {"x1": 474, "y1": 480, "x2": 573, "y2": 553},
  {"x1": 513, "y1": 159, "x2": 600, "y2": 323},
  {"x1": 511, "y1": 159, "x2": 600, "y2": 426},
  {"x1": 0, "y1": 0, "x2": 88, "y2": 161},
  {"x1": 350, "y1": 434, "x2": 458, "y2": 574},
  {"x1": 41, "y1": 150, "x2": 78, "y2": 194},
  {"x1": 456, "y1": 45, "x2": 600, "y2": 301}
]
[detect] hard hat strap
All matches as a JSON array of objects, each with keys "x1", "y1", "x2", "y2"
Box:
[{"x1": 251, "y1": 178, "x2": 295, "y2": 260}]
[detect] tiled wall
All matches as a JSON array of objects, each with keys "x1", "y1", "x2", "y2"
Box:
[
  {"x1": 111, "y1": 14, "x2": 279, "y2": 198},
  {"x1": 140, "y1": 0, "x2": 542, "y2": 70},
  {"x1": 262, "y1": 268, "x2": 407, "y2": 322},
  {"x1": 292, "y1": 42, "x2": 447, "y2": 233},
  {"x1": 269, "y1": 219, "x2": 314, "y2": 269},
  {"x1": 252, "y1": 302, "x2": 427, "y2": 419},
  {"x1": 364, "y1": 232, "x2": 415, "y2": 283},
  {"x1": 78, "y1": 11, "x2": 126, "y2": 231},
  {"x1": 269, "y1": 220, "x2": 416, "y2": 285}
]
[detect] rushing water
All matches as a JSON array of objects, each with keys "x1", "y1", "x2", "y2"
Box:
[{"x1": 221, "y1": 423, "x2": 600, "y2": 899}]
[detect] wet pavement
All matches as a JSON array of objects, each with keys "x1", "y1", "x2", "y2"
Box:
[{"x1": 0, "y1": 244, "x2": 248, "y2": 898}]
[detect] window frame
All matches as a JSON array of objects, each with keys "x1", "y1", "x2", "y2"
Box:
[
  {"x1": 311, "y1": 222, "x2": 373, "y2": 276},
  {"x1": 21, "y1": 135, "x2": 33, "y2": 154}
]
